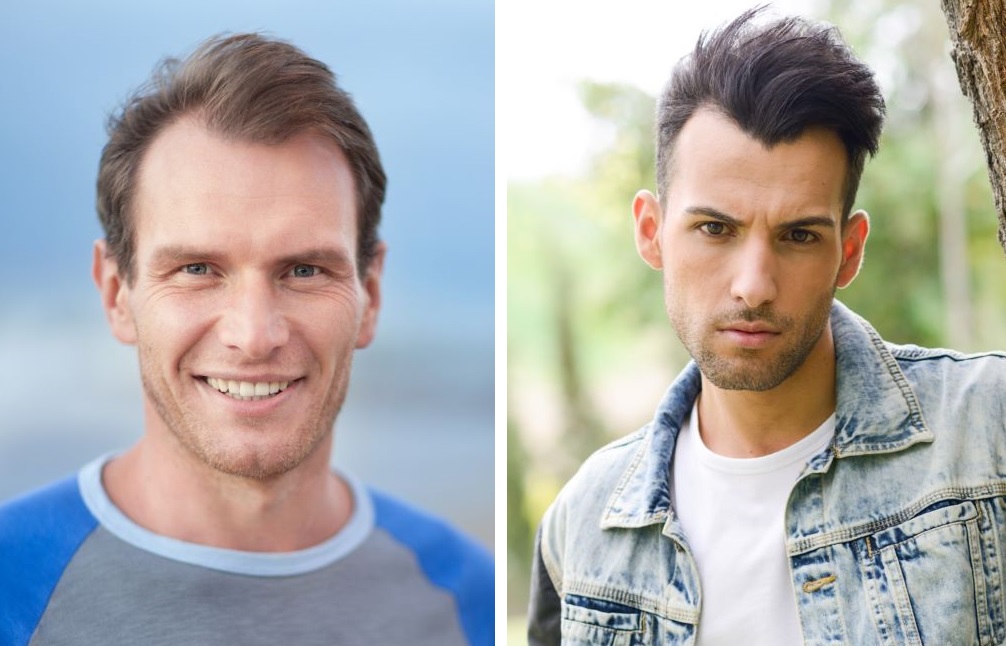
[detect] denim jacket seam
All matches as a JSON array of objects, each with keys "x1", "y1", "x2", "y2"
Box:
[
  {"x1": 564, "y1": 580, "x2": 700, "y2": 625},
  {"x1": 538, "y1": 505, "x2": 564, "y2": 599},
  {"x1": 831, "y1": 435, "x2": 933, "y2": 458},
  {"x1": 787, "y1": 483, "x2": 1006, "y2": 555},
  {"x1": 855, "y1": 320, "x2": 930, "y2": 434},
  {"x1": 830, "y1": 305, "x2": 936, "y2": 456},
  {"x1": 892, "y1": 348, "x2": 1006, "y2": 363},
  {"x1": 601, "y1": 431, "x2": 659, "y2": 528}
]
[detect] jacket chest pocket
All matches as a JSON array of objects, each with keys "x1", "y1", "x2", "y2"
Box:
[
  {"x1": 861, "y1": 499, "x2": 1005, "y2": 646},
  {"x1": 561, "y1": 595, "x2": 643, "y2": 646},
  {"x1": 559, "y1": 593, "x2": 698, "y2": 645}
]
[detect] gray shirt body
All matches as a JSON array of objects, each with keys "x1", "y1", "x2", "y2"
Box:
[{"x1": 1, "y1": 457, "x2": 493, "y2": 646}]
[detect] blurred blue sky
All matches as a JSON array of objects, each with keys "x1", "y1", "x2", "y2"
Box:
[
  {"x1": 0, "y1": 0, "x2": 493, "y2": 544},
  {"x1": 0, "y1": 0, "x2": 493, "y2": 321}
]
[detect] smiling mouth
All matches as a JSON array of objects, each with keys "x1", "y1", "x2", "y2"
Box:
[{"x1": 204, "y1": 377, "x2": 292, "y2": 401}]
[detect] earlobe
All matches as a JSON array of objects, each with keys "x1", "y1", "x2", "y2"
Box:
[
  {"x1": 836, "y1": 210, "x2": 870, "y2": 289},
  {"x1": 92, "y1": 240, "x2": 137, "y2": 345},
  {"x1": 633, "y1": 190, "x2": 664, "y2": 270},
  {"x1": 355, "y1": 241, "x2": 386, "y2": 349}
]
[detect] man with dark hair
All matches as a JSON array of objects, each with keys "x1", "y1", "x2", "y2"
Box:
[
  {"x1": 528, "y1": 10, "x2": 1006, "y2": 645},
  {"x1": 0, "y1": 33, "x2": 492, "y2": 646}
]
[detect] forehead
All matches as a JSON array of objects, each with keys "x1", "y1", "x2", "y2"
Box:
[
  {"x1": 664, "y1": 108, "x2": 847, "y2": 216},
  {"x1": 133, "y1": 117, "x2": 357, "y2": 256}
]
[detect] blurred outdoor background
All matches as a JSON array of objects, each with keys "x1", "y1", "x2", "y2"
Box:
[
  {"x1": 0, "y1": 0, "x2": 493, "y2": 548},
  {"x1": 506, "y1": 0, "x2": 1006, "y2": 639}
]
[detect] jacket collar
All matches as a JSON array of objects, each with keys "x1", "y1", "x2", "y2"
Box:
[{"x1": 600, "y1": 300, "x2": 934, "y2": 530}]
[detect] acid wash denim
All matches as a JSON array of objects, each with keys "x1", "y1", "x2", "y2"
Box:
[{"x1": 528, "y1": 301, "x2": 1006, "y2": 646}]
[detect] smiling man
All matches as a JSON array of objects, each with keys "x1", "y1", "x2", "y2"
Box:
[
  {"x1": 528, "y1": 10, "x2": 1006, "y2": 646},
  {"x1": 0, "y1": 34, "x2": 492, "y2": 646}
]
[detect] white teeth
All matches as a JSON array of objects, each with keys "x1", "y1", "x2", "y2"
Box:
[{"x1": 205, "y1": 377, "x2": 292, "y2": 400}]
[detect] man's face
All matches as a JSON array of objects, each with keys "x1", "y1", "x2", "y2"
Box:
[
  {"x1": 634, "y1": 108, "x2": 867, "y2": 391},
  {"x1": 95, "y1": 117, "x2": 382, "y2": 479}
]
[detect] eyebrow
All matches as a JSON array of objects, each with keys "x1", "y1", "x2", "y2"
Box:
[
  {"x1": 149, "y1": 245, "x2": 354, "y2": 268},
  {"x1": 683, "y1": 206, "x2": 837, "y2": 230},
  {"x1": 684, "y1": 206, "x2": 743, "y2": 227},
  {"x1": 280, "y1": 247, "x2": 354, "y2": 268}
]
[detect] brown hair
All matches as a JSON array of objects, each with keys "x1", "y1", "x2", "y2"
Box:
[{"x1": 96, "y1": 33, "x2": 386, "y2": 282}]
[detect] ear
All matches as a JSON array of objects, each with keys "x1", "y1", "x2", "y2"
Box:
[
  {"x1": 836, "y1": 210, "x2": 870, "y2": 289},
  {"x1": 92, "y1": 240, "x2": 137, "y2": 345},
  {"x1": 633, "y1": 190, "x2": 663, "y2": 270},
  {"x1": 355, "y1": 241, "x2": 386, "y2": 349}
]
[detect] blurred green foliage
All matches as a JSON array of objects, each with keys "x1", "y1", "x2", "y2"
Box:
[{"x1": 506, "y1": 0, "x2": 1006, "y2": 628}]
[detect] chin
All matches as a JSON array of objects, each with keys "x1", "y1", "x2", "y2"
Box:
[
  {"x1": 145, "y1": 377, "x2": 341, "y2": 481},
  {"x1": 199, "y1": 443, "x2": 319, "y2": 480},
  {"x1": 176, "y1": 421, "x2": 332, "y2": 481}
]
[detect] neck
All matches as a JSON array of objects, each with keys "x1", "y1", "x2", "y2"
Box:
[
  {"x1": 102, "y1": 432, "x2": 350, "y2": 552},
  {"x1": 697, "y1": 326, "x2": 837, "y2": 458}
]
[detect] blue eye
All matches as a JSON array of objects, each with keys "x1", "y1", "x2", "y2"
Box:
[
  {"x1": 183, "y1": 263, "x2": 209, "y2": 275},
  {"x1": 291, "y1": 264, "x2": 319, "y2": 278}
]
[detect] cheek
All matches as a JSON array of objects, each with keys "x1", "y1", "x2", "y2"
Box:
[
  {"x1": 662, "y1": 251, "x2": 720, "y2": 297},
  {"x1": 296, "y1": 296, "x2": 364, "y2": 351},
  {"x1": 133, "y1": 294, "x2": 218, "y2": 356},
  {"x1": 774, "y1": 269, "x2": 840, "y2": 311}
]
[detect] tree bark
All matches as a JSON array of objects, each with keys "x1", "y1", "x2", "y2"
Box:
[{"x1": 941, "y1": 0, "x2": 1006, "y2": 256}]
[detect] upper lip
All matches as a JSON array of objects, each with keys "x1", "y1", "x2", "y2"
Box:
[
  {"x1": 198, "y1": 374, "x2": 301, "y2": 383},
  {"x1": 721, "y1": 322, "x2": 779, "y2": 334}
]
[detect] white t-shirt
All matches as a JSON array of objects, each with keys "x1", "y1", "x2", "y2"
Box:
[{"x1": 672, "y1": 403, "x2": 835, "y2": 645}]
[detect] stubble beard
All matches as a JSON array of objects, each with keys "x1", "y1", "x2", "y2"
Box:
[
  {"x1": 137, "y1": 345, "x2": 352, "y2": 481},
  {"x1": 668, "y1": 289, "x2": 835, "y2": 392}
]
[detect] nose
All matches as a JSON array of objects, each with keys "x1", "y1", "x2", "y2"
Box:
[
  {"x1": 216, "y1": 277, "x2": 289, "y2": 359},
  {"x1": 730, "y1": 239, "x2": 778, "y2": 309}
]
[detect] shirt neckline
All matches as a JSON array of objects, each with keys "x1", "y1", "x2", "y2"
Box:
[
  {"x1": 77, "y1": 453, "x2": 374, "y2": 577},
  {"x1": 688, "y1": 404, "x2": 836, "y2": 476}
]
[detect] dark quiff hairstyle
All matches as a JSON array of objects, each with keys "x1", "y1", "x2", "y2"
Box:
[
  {"x1": 96, "y1": 33, "x2": 386, "y2": 283},
  {"x1": 656, "y1": 8, "x2": 885, "y2": 219}
]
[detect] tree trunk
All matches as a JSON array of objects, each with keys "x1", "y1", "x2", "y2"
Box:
[{"x1": 940, "y1": 0, "x2": 1006, "y2": 256}]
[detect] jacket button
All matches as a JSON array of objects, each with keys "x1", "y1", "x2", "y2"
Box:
[{"x1": 802, "y1": 574, "x2": 837, "y2": 593}]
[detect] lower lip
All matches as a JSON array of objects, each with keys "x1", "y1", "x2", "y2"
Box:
[
  {"x1": 720, "y1": 330, "x2": 779, "y2": 348},
  {"x1": 198, "y1": 379, "x2": 298, "y2": 416}
]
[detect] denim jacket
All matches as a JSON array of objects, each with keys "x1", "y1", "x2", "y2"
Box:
[{"x1": 528, "y1": 301, "x2": 1006, "y2": 645}]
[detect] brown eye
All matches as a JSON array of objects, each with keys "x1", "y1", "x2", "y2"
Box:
[
  {"x1": 788, "y1": 229, "x2": 816, "y2": 244},
  {"x1": 700, "y1": 222, "x2": 727, "y2": 236}
]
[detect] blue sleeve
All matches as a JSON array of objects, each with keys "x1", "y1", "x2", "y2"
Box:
[
  {"x1": 371, "y1": 490, "x2": 494, "y2": 646},
  {"x1": 0, "y1": 475, "x2": 98, "y2": 646}
]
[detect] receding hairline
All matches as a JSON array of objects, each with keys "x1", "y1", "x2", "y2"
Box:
[
  {"x1": 124, "y1": 114, "x2": 363, "y2": 266},
  {"x1": 130, "y1": 112, "x2": 360, "y2": 213}
]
